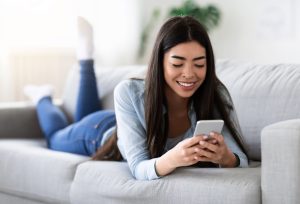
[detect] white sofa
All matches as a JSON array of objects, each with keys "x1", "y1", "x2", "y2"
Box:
[{"x1": 0, "y1": 60, "x2": 299, "y2": 204}]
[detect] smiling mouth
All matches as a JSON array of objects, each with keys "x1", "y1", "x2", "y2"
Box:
[{"x1": 176, "y1": 81, "x2": 196, "y2": 87}]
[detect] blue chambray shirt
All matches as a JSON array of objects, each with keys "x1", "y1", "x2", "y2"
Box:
[{"x1": 114, "y1": 79, "x2": 248, "y2": 180}]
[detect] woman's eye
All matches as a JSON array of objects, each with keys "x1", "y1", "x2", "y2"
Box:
[
  {"x1": 172, "y1": 64, "x2": 183, "y2": 68},
  {"x1": 195, "y1": 64, "x2": 205, "y2": 68}
]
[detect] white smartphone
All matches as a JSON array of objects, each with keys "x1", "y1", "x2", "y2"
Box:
[{"x1": 193, "y1": 120, "x2": 224, "y2": 139}]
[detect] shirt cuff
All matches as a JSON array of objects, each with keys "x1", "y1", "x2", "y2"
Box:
[
  {"x1": 148, "y1": 158, "x2": 161, "y2": 180},
  {"x1": 236, "y1": 153, "x2": 249, "y2": 168},
  {"x1": 218, "y1": 153, "x2": 241, "y2": 168},
  {"x1": 233, "y1": 153, "x2": 240, "y2": 167}
]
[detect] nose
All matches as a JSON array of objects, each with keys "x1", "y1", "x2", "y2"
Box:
[{"x1": 182, "y1": 65, "x2": 194, "y2": 79}]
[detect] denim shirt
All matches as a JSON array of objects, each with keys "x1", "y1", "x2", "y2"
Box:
[{"x1": 114, "y1": 79, "x2": 248, "y2": 180}]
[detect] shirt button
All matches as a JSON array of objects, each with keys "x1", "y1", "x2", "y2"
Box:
[{"x1": 92, "y1": 140, "x2": 96, "y2": 144}]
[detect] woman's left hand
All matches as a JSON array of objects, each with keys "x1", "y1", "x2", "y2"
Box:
[{"x1": 195, "y1": 132, "x2": 238, "y2": 167}]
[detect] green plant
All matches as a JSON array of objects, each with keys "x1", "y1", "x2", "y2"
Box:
[{"x1": 168, "y1": 0, "x2": 221, "y2": 32}]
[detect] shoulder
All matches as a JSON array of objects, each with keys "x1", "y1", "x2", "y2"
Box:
[
  {"x1": 115, "y1": 79, "x2": 145, "y2": 95},
  {"x1": 114, "y1": 79, "x2": 145, "y2": 102}
]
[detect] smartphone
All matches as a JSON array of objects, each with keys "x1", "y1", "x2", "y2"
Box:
[{"x1": 193, "y1": 120, "x2": 224, "y2": 139}]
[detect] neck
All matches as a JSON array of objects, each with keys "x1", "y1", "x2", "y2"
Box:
[{"x1": 165, "y1": 87, "x2": 189, "y2": 115}]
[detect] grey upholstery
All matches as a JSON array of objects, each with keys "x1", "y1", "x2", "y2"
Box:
[
  {"x1": 70, "y1": 161, "x2": 261, "y2": 204},
  {"x1": 216, "y1": 60, "x2": 300, "y2": 160},
  {"x1": 0, "y1": 103, "x2": 43, "y2": 139},
  {"x1": 0, "y1": 139, "x2": 88, "y2": 203},
  {"x1": 0, "y1": 192, "x2": 47, "y2": 204},
  {"x1": 261, "y1": 119, "x2": 300, "y2": 204}
]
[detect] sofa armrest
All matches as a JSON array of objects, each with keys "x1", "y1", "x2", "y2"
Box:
[
  {"x1": 0, "y1": 102, "x2": 43, "y2": 139},
  {"x1": 261, "y1": 119, "x2": 300, "y2": 204}
]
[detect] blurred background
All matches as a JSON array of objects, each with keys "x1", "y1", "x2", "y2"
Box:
[{"x1": 0, "y1": 0, "x2": 299, "y2": 102}]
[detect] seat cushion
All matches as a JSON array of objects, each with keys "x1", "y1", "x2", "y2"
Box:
[
  {"x1": 0, "y1": 192, "x2": 46, "y2": 204},
  {"x1": 0, "y1": 139, "x2": 89, "y2": 203},
  {"x1": 70, "y1": 161, "x2": 261, "y2": 204}
]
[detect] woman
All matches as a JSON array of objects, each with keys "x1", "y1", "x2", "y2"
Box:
[
  {"x1": 104, "y1": 16, "x2": 249, "y2": 180},
  {"x1": 25, "y1": 16, "x2": 248, "y2": 181}
]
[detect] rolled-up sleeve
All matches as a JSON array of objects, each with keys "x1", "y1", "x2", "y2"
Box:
[{"x1": 114, "y1": 80, "x2": 160, "y2": 180}]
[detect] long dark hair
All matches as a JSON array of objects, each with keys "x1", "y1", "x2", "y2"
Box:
[
  {"x1": 145, "y1": 16, "x2": 248, "y2": 158},
  {"x1": 93, "y1": 16, "x2": 248, "y2": 161}
]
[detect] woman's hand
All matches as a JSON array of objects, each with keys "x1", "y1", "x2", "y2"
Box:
[
  {"x1": 167, "y1": 135, "x2": 210, "y2": 167},
  {"x1": 155, "y1": 135, "x2": 207, "y2": 176},
  {"x1": 195, "y1": 132, "x2": 238, "y2": 167},
  {"x1": 155, "y1": 133, "x2": 237, "y2": 177}
]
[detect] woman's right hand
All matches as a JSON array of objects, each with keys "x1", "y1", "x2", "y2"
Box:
[
  {"x1": 166, "y1": 135, "x2": 209, "y2": 168},
  {"x1": 155, "y1": 135, "x2": 207, "y2": 176}
]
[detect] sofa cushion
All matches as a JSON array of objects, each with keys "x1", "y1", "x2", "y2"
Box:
[
  {"x1": 0, "y1": 192, "x2": 46, "y2": 204},
  {"x1": 70, "y1": 161, "x2": 261, "y2": 204},
  {"x1": 216, "y1": 60, "x2": 300, "y2": 160},
  {"x1": 0, "y1": 139, "x2": 89, "y2": 203}
]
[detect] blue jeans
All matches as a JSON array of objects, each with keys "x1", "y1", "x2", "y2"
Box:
[{"x1": 36, "y1": 60, "x2": 116, "y2": 156}]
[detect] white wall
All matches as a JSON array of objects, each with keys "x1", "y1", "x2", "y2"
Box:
[
  {"x1": 0, "y1": 0, "x2": 76, "y2": 49},
  {"x1": 0, "y1": 0, "x2": 141, "y2": 102},
  {"x1": 75, "y1": 0, "x2": 141, "y2": 66},
  {"x1": 0, "y1": 0, "x2": 299, "y2": 65},
  {"x1": 0, "y1": 0, "x2": 141, "y2": 66},
  {"x1": 1, "y1": 0, "x2": 298, "y2": 66},
  {"x1": 141, "y1": 0, "x2": 300, "y2": 64},
  {"x1": 210, "y1": 0, "x2": 300, "y2": 64}
]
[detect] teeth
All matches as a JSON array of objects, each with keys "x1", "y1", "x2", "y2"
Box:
[{"x1": 178, "y1": 81, "x2": 195, "y2": 87}]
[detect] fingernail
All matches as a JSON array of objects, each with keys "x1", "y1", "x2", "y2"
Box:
[
  {"x1": 203, "y1": 135, "x2": 208, "y2": 139},
  {"x1": 209, "y1": 132, "x2": 214, "y2": 136},
  {"x1": 200, "y1": 141, "x2": 205, "y2": 145}
]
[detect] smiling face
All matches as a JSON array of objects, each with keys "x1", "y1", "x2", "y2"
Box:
[{"x1": 163, "y1": 41, "x2": 207, "y2": 100}]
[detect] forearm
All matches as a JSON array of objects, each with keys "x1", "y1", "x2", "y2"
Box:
[{"x1": 155, "y1": 152, "x2": 177, "y2": 177}]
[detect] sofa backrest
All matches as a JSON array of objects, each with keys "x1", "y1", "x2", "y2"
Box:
[
  {"x1": 62, "y1": 64, "x2": 147, "y2": 119},
  {"x1": 216, "y1": 60, "x2": 300, "y2": 160},
  {"x1": 63, "y1": 60, "x2": 300, "y2": 161}
]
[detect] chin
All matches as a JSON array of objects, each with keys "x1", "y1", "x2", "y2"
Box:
[{"x1": 176, "y1": 91, "x2": 195, "y2": 99}]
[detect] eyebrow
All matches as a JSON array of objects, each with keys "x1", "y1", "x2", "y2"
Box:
[{"x1": 171, "y1": 55, "x2": 206, "y2": 61}]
